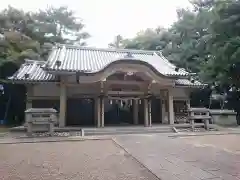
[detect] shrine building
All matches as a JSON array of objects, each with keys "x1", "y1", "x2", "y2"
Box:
[{"x1": 9, "y1": 44, "x2": 203, "y2": 127}]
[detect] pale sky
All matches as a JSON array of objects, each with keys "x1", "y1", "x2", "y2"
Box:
[{"x1": 2, "y1": 0, "x2": 190, "y2": 48}]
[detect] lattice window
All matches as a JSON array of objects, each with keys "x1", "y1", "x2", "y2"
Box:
[{"x1": 174, "y1": 100, "x2": 188, "y2": 123}]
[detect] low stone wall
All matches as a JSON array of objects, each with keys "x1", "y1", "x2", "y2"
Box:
[{"x1": 210, "y1": 109, "x2": 237, "y2": 126}]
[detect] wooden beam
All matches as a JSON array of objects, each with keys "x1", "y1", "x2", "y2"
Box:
[
  {"x1": 105, "y1": 80, "x2": 144, "y2": 86},
  {"x1": 28, "y1": 96, "x2": 59, "y2": 100},
  {"x1": 107, "y1": 91, "x2": 144, "y2": 96}
]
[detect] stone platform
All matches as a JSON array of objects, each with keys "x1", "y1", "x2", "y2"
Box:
[{"x1": 9, "y1": 123, "x2": 219, "y2": 136}]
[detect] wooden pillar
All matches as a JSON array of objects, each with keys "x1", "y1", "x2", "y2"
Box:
[
  {"x1": 24, "y1": 99, "x2": 32, "y2": 127},
  {"x1": 99, "y1": 80, "x2": 105, "y2": 127},
  {"x1": 133, "y1": 100, "x2": 139, "y2": 125},
  {"x1": 205, "y1": 111, "x2": 210, "y2": 130},
  {"x1": 144, "y1": 98, "x2": 149, "y2": 127},
  {"x1": 167, "y1": 90, "x2": 174, "y2": 125},
  {"x1": 24, "y1": 85, "x2": 34, "y2": 127},
  {"x1": 186, "y1": 99, "x2": 190, "y2": 109},
  {"x1": 26, "y1": 100, "x2": 32, "y2": 109},
  {"x1": 59, "y1": 84, "x2": 67, "y2": 127},
  {"x1": 161, "y1": 99, "x2": 165, "y2": 124},
  {"x1": 26, "y1": 85, "x2": 33, "y2": 109},
  {"x1": 190, "y1": 111, "x2": 195, "y2": 131},
  {"x1": 100, "y1": 96, "x2": 105, "y2": 127},
  {"x1": 94, "y1": 97, "x2": 97, "y2": 126},
  {"x1": 95, "y1": 97, "x2": 101, "y2": 127},
  {"x1": 148, "y1": 99, "x2": 152, "y2": 126}
]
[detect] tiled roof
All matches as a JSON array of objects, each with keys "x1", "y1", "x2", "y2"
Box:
[
  {"x1": 9, "y1": 60, "x2": 202, "y2": 87},
  {"x1": 175, "y1": 79, "x2": 205, "y2": 87},
  {"x1": 9, "y1": 60, "x2": 56, "y2": 82},
  {"x1": 43, "y1": 44, "x2": 189, "y2": 77}
]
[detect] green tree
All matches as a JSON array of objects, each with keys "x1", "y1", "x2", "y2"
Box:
[
  {"x1": 0, "y1": 6, "x2": 90, "y2": 69},
  {"x1": 122, "y1": 27, "x2": 170, "y2": 51},
  {"x1": 0, "y1": 6, "x2": 90, "y2": 125},
  {"x1": 32, "y1": 6, "x2": 90, "y2": 45},
  {"x1": 121, "y1": 3, "x2": 215, "y2": 73},
  {"x1": 166, "y1": 4, "x2": 215, "y2": 73},
  {"x1": 201, "y1": 0, "x2": 240, "y2": 86},
  {"x1": 118, "y1": 0, "x2": 226, "y2": 108}
]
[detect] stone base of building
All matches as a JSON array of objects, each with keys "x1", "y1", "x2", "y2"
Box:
[{"x1": 210, "y1": 109, "x2": 237, "y2": 126}]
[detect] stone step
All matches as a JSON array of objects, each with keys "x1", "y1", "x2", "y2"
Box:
[
  {"x1": 10, "y1": 126, "x2": 174, "y2": 136},
  {"x1": 84, "y1": 126, "x2": 171, "y2": 131},
  {"x1": 84, "y1": 127, "x2": 174, "y2": 136}
]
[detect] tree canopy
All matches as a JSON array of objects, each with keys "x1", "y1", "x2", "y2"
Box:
[
  {"x1": 116, "y1": 0, "x2": 240, "y2": 117},
  {"x1": 0, "y1": 6, "x2": 90, "y2": 125},
  {"x1": 121, "y1": 0, "x2": 240, "y2": 90},
  {"x1": 0, "y1": 5, "x2": 90, "y2": 77}
]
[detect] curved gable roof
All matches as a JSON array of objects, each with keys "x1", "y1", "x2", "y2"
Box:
[
  {"x1": 43, "y1": 44, "x2": 189, "y2": 77},
  {"x1": 9, "y1": 60, "x2": 203, "y2": 87}
]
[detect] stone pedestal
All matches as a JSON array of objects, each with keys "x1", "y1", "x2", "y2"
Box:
[
  {"x1": 188, "y1": 108, "x2": 211, "y2": 131},
  {"x1": 25, "y1": 108, "x2": 57, "y2": 136},
  {"x1": 210, "y1": 109, "x2": 237, "y2": 126}
]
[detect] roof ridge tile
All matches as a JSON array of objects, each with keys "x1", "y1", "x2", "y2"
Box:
[
  {"x1": 56, "y1": 44, "x2": 156, "y2": 55},
  {"x1": 41, "y1": 43, "x2": 190, "y2": 77}
]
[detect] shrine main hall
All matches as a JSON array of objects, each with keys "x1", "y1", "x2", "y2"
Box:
[{"x1": 9, "y1": 44, "x2": 203, "y2": 127}]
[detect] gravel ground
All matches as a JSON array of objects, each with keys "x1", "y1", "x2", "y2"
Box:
[
  {"x1": 181, "y1": 134, "x2": 240, "y2": 154},
  {"x1": 0, "y1": 140, "x2": 158, "y2": 180},
  {"x1": 115, "y1": 134, "x2": 240, "y2": 180}
]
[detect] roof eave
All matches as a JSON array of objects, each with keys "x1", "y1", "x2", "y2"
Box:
[
  {"x1": 175, "y1": 85, "x2": 203, "y2": 88},
  {"x1": 43, "y1": 67, "x2": 191, "y2": 79},
  {"x1": 7, "y1": 77, "x2": 57, "y2": 84},
  {"x1": 166, "y1": 73, "x2": 195, "y2": 79},
  {"x1": 175, "y1": 83, "x2": 207, "y2": 88},
  {"x1": 10, "y1": 80, "x2": 57, "y2": 84}
]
